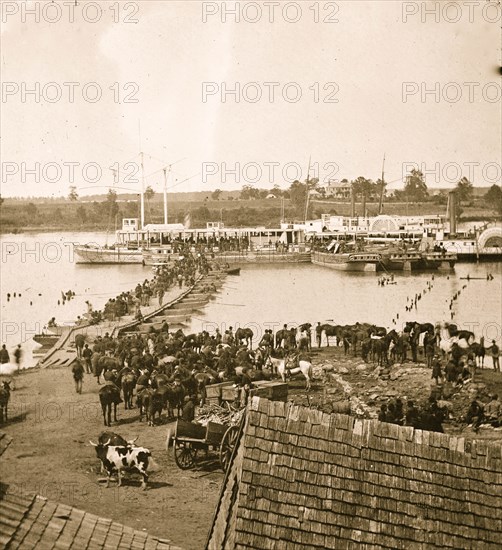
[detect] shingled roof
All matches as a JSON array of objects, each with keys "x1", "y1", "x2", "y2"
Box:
[
  {"x1": 0, "y1": 484, "x2": 181, "y2": 550},
  {"x1": 207, "y1": 397, "x2": 502, "y2": 549}
]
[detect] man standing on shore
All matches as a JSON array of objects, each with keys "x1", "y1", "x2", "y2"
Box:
[
  {"x1": 0, "y1": 345, "x2": 9, "y2": 364},
  {"x1": 490, "y1": 340, "x2": 500, "y2": 372},
  {"x1": 72, "y1": 360, "x2": 84, "y2": 394},
  {"x1": 82, "y1": 344, "x2": 92, "y2": 374},
  {"x1": 316, "y1": 322, "x2": 322, "y2": 348},
  {"x1": 14, "y1": 345, "x2": 22, "y2": 373}
]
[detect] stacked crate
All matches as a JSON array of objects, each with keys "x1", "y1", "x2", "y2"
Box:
[{"x1": 205, "y1": 381, "x2": 234, "y2": 405}]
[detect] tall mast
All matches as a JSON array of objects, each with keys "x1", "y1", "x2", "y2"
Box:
[
  {"x1": 140, "y1": 151, "x2": 145, "y2": 229},
  {"x1": 304, "y1": 156, "x2": 312, "y2": 223},
  {"x1": 378, "y1": 153, "x2": 386, "y2": 215},
  {"x1": 163, "y1": 167, "x2": 169, "y2": 224}
]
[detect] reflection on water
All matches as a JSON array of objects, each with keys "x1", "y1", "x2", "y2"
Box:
[
  {"x1": 187, "y1": 262, "x2": 502, "y2": 346},
  {"x1": 1, "y1": 232, "x2": 501, "y2": 368}
]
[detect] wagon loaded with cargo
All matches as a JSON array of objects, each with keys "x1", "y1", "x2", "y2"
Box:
[
  {"x1": 172, "y1": 416, "x2": 242, "y2": 471},
  {"x1": 172, "y1": 379, "x2": 288, "y2": 471}
]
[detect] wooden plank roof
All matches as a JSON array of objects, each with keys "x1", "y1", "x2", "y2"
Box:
[
  {"x1": 0, "y1": 484, "x2": 181, "y2": 550},
  {"x1": 208, "y1": 397, "x2": 502, "y2": 549}
]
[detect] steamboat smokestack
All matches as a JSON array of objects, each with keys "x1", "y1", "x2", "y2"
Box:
[{"x1": 448, "y1": 190, "x2": 457, "y2": 235}]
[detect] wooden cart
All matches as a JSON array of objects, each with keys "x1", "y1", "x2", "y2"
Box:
[{"x1": 172, "y1": 418, "x2": 240, "y2": 471}]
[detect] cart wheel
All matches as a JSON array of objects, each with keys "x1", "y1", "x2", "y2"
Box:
[
  {"x1": 219, "y1": 425, "x2": 239, "y2": 472},
  {"x1": 174, "y1": 440, "x2": 197, "y2": 470}
]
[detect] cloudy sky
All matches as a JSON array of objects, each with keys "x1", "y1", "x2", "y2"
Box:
[{"x1": 1, "y1": 0, "x2": 500, "y2": 197}]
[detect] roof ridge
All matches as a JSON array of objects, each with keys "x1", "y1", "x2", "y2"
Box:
[{"x1": 250, "y1": 397, "x2": 502, "y2": 456}]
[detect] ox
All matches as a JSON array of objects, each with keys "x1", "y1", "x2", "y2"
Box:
[
  {"x1": 97, "y1": 432, "x2": 138, "y2": 473},
  {"x1": 90, "y1": 439, "x2": 152, "y2": 490},
  {"x1": 98, "y1": 431, "x2": 138, "y2": 447}
]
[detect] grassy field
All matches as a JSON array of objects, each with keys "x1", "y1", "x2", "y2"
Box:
[{"x1": 0, "y1": 195, "x2": 499, "y2": 233}]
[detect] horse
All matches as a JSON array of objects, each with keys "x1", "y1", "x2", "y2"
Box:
[
  {"x1": 444, "y1": 323, "x2": 475, "y2": 345},
  {"x1": 265, "y1": 355, "x2": 313, "y2": 391},
  {"x1": 299, "y1": 323, "x2": 312, "y2": 350},
  {"x1": 121, "y1": 372, "x2": 137, "y2": 410},
  {"x1": 275, "y1": 328, "x2": 289, "y2": 348},
  {"x1": 98, "y1": 384, "x2": 122, "y2": 427},
  {"x1": 470, "y1": 338, "x2": 486, "y2": 368},
  {"x1": 183, "y1": 333, "x2": 203, "y2": 353},
  {"x1": 405, "y1": 321, "x2": 434, "y2": 335},
  {"x1": 165, "y1": 383, "x2": 185, "y2": 419},
  {"x1": 321, "y1": 324, "x2": 340, "y2": 347},
  {"x1": 74, "y1": 333, "x2": 85, "y2": 358},
  {"x1": 370, "y1": 337, "x2": 388, "y2": 366},
  {"x1": 235, "y1": 328, "x2": 253, "y2": 349}
]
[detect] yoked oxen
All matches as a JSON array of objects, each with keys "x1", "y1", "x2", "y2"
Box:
[{"x1": 90, "y1": 438, "x2": 152, "y2": 490}]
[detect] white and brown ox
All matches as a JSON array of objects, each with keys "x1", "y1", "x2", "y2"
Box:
[
  {"x1": 266, "y1": 355, "x2": 313, "y2": 391},
  {"x1": 90, "y1": 439, "x2": 152, "y2": 490}
]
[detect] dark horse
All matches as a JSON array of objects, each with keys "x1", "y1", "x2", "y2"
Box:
[
  {"x1": 321, "y1": 324, "x2": 341, "y2": 347},
  {"x1": 121, "y1": 370, "x2": 137, "y2": 409},
  {"x1": 470, "y1": 337, "x2": 486, "y2": 368},
  {"x1": 99, "y1": 384, "x2": 122, "y2": 427},
  {"x1": 370, "y1": 338, "x2": 388, "y2": 366},
  {"x1": 235, "y1": 328, "x2": 253, "y2": 348}
]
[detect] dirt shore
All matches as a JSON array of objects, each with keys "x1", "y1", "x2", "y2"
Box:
[
  {"x1": 1, "y1": 365, "x2": 222, "y2": 550},
  {"x1": 1, "y1": 347, "x2": 501, "y2": 550},
  {"x1": 290, "y1": 347, "x2": 502, "y2": 441}
]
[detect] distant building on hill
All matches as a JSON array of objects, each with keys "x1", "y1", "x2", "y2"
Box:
[{"x1": 325, "y1": 180, "x2": 352, "y2": 199}]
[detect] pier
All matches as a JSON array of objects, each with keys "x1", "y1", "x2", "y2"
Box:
[{"x1": 37, "y1": 270, "x2": 230, "y2": 369}]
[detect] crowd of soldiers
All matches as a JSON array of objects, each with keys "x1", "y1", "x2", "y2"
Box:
[{"x1": 101, "y1": 251, "x2": 211, "y2": 322}]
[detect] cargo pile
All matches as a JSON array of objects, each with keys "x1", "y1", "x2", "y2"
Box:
[{"x1": 196, "y1": 403, "x2": 244, "y2": 427}]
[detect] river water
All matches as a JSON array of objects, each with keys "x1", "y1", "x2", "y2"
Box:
[{"x1": 1, "y1": 232, "x2": 501, "y2": 368}]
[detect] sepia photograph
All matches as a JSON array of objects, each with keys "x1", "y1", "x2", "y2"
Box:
[{"x1": 0, "y1": 1, "x2": 501, "y2": 548}]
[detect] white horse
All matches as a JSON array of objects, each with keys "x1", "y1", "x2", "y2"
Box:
[{"x1": 266, "y1": 355, "x2": 313, "y2": 391}]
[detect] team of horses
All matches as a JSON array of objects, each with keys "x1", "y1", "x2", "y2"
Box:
[{"x1": 320, "y1": 321, "x2": 480, "y2": 367}]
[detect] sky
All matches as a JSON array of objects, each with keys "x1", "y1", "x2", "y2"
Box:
[{"x1": 0, "y1": 0, "x2": 501, "y2": 197}]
